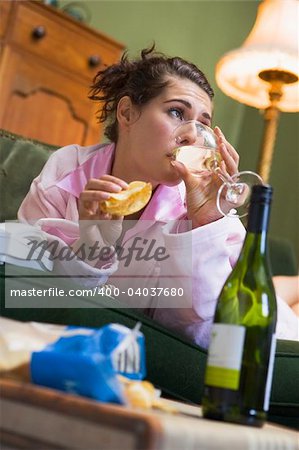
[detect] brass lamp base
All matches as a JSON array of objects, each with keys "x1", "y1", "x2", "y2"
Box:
[{"x1": 256, "y1": 69, "x2": 298, "y2": 183}]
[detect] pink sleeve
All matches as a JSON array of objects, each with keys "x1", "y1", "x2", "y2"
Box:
[
  {"x1": 18, "y1": 149, "x2": 80, "y2": 245},
  {"x1": 18, "y1": 177, "x2": 67, "y2": 221},
  {"x1": 152, "y1": 217, "x2": 246, "y2": 348},
  {"x1": 18, "y1": 177, "x2": 79, "y2": 245},
  {"x1": 17, "y1": 152, "x2": 118, "y2": 276}
]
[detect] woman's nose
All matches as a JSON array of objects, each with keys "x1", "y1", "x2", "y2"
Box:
[{"x1": 176, "y1": 122, "x2": 198, "y2": 146}]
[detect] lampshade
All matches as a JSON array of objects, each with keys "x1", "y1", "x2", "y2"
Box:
[{"x1": 216, "y1": 0, "x2": 299, "y2": 112}]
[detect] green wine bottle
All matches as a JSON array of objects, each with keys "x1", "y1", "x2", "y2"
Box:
[{"x1": 202, "y1": 184, "x2": 277, "y2": 427}]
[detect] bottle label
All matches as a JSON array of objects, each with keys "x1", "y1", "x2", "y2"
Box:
[
  {"x1": 205, "y1": 324, "x2": 245, "y2": 390},
  {"x1": 263, "y1": 333, "x2": 276, "y2": 411}
]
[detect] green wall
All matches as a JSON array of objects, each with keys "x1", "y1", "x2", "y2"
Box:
[{"x1": 63, "y1": 1, "x2": 298, "y2": 265}]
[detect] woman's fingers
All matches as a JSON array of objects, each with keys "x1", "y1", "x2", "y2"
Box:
[
  {"x1": 214, "y1": 127, "x2": 239, "y2": 161},
  {"x1": 214, "y1": 126, "x2": 239, "y2": 174},
  {"x1": 170, "y1": 160, "x2": 199, "y2": 191},
  {"x1": 77, "y1": 176, "x2": 126, "y2": 245},
  {"x1": 218, "y1": 143, "x2": 238, "y2": 177},
  {"x1": 91, "y1": 174, "x2": 129, "y2": 188},
  {"x1": 79, "y1": 175, "x2": 129, "y2": 218},
  {"x1": 84, "y1": 176, "x2": 128, "y2": 194},
  {"x1": 80, "y1": 190, "x2": 111, "y2": 202},
  {"x1": 80, "y1": 176, "x2": 128, "y2": 201}
]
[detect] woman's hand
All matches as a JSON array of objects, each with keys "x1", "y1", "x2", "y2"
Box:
[
  {"x1": 77, "y1": 175, "x2": 128, "y2": 247},
  {"x1": 171, "y1": 127, "x2": 240, "y2": 227}
]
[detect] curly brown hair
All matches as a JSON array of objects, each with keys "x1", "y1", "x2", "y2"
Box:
[{"x1": 89, "y1": 45, "x2": 214, "y2": 142}]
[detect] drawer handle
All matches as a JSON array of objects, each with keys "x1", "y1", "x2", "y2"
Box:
[
  {"x1": 88, "y1": 55, "x2": 101, "y2": 68},
  {"x1": 32, "y1": 26, "x2": 46, "y2": 40}
]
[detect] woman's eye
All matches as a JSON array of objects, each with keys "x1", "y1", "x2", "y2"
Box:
[{"x1": 168, "y1": 108, "x2": 184, "y2": 120}]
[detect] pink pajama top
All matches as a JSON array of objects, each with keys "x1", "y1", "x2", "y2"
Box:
[{"x1": 18, "y1": 143, "x2": 298, "y2": 346}]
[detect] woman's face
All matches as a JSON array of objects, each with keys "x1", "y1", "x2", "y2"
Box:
[{"x1": 119, "y1": 76, "x2": 213, "y2": 187}]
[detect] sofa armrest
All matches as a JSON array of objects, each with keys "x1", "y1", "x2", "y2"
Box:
[{"x1": 0, "y1": 129, "x2": 57, "y2": 221}]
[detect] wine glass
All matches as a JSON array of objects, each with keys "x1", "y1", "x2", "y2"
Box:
[{"x1": 171, "y1": 121, "x2": 264, "y2": 218}]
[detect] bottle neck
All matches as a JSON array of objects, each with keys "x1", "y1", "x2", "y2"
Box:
[
  {"x1": 247, "y1": 201, "x2": 271, "y2": 234},
  {"x1": 244, "y1": 230, "x2": 267, "y2": 255},
  {"x1": 245, "y1": 200, "x2": 271, "y2": 255}
]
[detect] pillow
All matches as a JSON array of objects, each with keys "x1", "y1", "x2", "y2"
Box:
[{"x1": 0, "y1": 129, "x2": 57, "y2": 221}]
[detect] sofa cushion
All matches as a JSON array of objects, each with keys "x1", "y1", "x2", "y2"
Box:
[{"x1": 0, "y1": 129, "x2": 56, "y2": 221}]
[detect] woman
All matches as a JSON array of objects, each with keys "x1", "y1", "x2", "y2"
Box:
[{"x1": 18, "y1": 47, "x2": 298, "y2": 346}]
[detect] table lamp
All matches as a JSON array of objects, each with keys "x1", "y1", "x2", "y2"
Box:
[{"x1": 215, "y1": 0, "x2": 299, "y2": 183}]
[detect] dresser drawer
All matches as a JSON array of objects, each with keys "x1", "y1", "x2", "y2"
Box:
[
  {"x1": 10, "y1": 2, "x2": 122, "y2": 79},
  {"x1": 0, "y1": 1, "x2": 12, "y2": 39}
]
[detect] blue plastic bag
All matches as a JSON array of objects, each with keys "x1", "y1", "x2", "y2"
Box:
[
  {"x1": 31, "y1": 322, "x2": 145, "y2": 404},
  {"x1": 100, "y1": 323, "x2": 146, "y2": 380}
]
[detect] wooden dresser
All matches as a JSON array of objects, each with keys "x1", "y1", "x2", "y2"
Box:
[{"x1": 0, "y1": 0, "x2": 125, "y2": 146}]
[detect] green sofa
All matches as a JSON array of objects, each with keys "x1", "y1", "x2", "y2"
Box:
[{"x1": 1, "y1": 129, "x2": 298, "y2": 430}]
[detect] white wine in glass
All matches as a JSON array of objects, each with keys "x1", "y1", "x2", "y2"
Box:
[{"x1": 171, "y1": 121, "x2": 264, "y2": 218}]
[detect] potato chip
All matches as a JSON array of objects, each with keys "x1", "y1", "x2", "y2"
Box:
[
  {"x1": 118, "y1": 375, "x2": 178, "y2": 412},
  {"x1": 99, "y1": 181, "x2": 152, "y2": 216}
]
